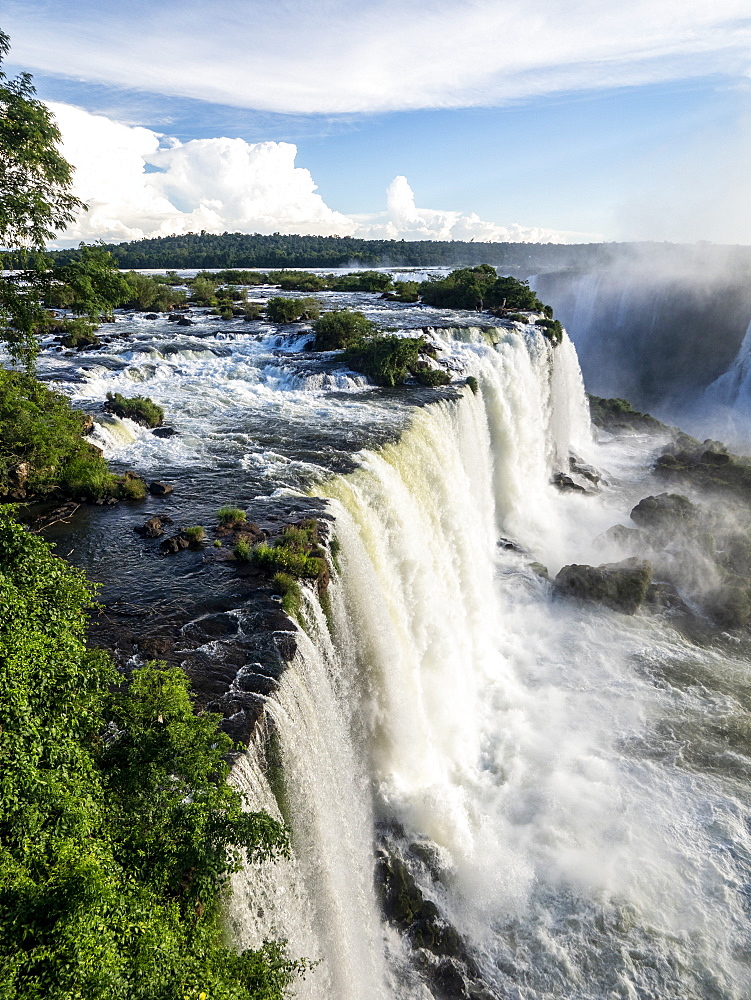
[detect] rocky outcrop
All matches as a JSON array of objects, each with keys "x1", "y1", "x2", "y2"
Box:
[
  {"x1": 148, "y1": 480, "x2": 174, "y2": 496},
  {"x1": 630, "y1": 493, "x2": 697, "y2": 530},
  {"x1": 555, "y1": 558, "x2": 653, "y2": 614},
  {"x1": 134, "y1": 515, "x2": 173, "y2": 538}
]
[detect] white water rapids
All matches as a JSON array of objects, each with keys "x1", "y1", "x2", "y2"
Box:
[{"x1": 230, "y1": 329, "x2": 751, "y2": 998}]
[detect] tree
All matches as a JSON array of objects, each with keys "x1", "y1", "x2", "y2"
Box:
[{"x1": 0, "y1": 30, "x2": 83, "y2": 250}]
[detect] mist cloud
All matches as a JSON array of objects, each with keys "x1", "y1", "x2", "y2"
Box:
[{"x1": 49, "y1": 103, "x2": 587, "y2": 245}]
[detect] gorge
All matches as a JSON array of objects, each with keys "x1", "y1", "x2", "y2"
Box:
[{"x1": 25, "y1": 269, "x2": 751, "y2": 999}]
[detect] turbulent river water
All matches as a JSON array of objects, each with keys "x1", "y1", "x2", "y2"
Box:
[{"x1": 43, "y1": 271, "x2": 751, "y2": 999}]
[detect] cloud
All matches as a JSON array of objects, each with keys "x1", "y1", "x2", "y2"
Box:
[
  {"x1": 49, "y1": 103, "x2": 588, "y2": 245},
  {"x1": 7, "y1": 0, "x2": 751, "y2": 114}
]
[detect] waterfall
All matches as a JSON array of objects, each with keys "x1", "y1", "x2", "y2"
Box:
[{"x1": 230, "y1": 327, "x2": 751, "y2": 998}]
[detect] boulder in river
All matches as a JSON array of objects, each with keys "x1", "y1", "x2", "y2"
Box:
[
  {"x1": 555, "y1": 557, "x2": 653, "y2": 614},
  {"x1": 152, "y1": 427, "x2": 178, "y2": 438},
  {"x1": 148, "y1": 480, "x2": 174, "y2": 496},
  {"x1": 134, "y1": 515, "x2": 173, "y2": 538}
]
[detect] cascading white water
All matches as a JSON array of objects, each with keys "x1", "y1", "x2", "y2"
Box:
[{"x1": 231, "y1": 325, "x2": 750, "y2": 998}]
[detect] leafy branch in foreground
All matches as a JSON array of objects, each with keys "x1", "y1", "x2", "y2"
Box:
[{"x1": 0, "y1": 507, "x2": 300, "y2": 999}]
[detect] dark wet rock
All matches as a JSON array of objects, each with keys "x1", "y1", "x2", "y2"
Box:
[
  {"x1": 236, "y1": 668, "x2": 279, "y2": 696},
  {"x1": 588, "y1": 395, "x2": 666, "y2": 434},
  {"x1": 160, "y1": 533, "x2": 190, "y2": 554},
  {"x1": 569, "y1": 455, "x2": 602, "y2": 486},
  {"x1": 177, "y1": 316, "x2": 194, "y2": 326},
  {"x1": 144, "y1": 313, "x2": 159, "y2": 320},
  {"x1": 630, "y1": 493, "x2": 697, "y2": 530},
  {"x1": 701, "y1": 448, "x2": 731, "y2": 466},
  {"x1": 594, "y1": 523, "x2": 647, "y2": 554},
  {"x1": 137, "y1": 634, "x2": 175, "y2": 660},
  {"x1": 552, "y1": 472, "x2": 588, "y2": 494},
  {"x1": 498, "y1": 536, "x2": 524, "y2": 553},
  {"x1": 645, "y1": 581, "x2": 691, "y2": 613},
  {"x1": 529, "y1": 561, "x2": 549, "y2": 579},
  {"x1": 148, "y1": 480, "x2": 174, "y2": 496},
  {"x1": 555, "y1": 558, "x2": 653, "y2": 614},
  {"x1": 655, "y1": 438, "x2": 751, "y2": 497},
  {"x1": 152, "y1": 426, "x2": 178, "y2": 438},
  {"x1": 134, "y1": 515, "x2": 173, "y2": 538},
  {"x1": 430, "y1": 959, "x2": 470, "y2": 1000},
  {"x1": 703, "y1": 583, "x2": 751, "y2": 628}
]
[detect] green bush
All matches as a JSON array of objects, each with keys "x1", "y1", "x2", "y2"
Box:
[
  {"x1": 413, "y1": 368, "x2": 451, "y2": 387},
  {"x1": 383, "y1": 280, "x2": 420, "y2": 303},
  {"x1": 505, "y1": 313, "x2": 530, "y2": 323},
  {"x1": 60, "y1": 317, "x2": 100, "y2": 349},
  {"x1": 114, "y1": 471, "x2": 147, "y2": 501},
  {"x1": 465, "y1": 375, "x2": 479, "y2": 394},
  {"x1": 104, "y1": 392, "x2": 164, "y2": 428},
  {"x1": 0, "y1": 370, "x2": 115, "y2": 500},
  {"x1": 123, "y1": 271, "x2": 186, "y2": 311},
  {"x1": 233, "y1": 538, "x2": 252, "y2": 562},
  {"x1": 213, "y1": 270, "x2": 268, "y2": 286},
  {"x1": 535, "y1": 318, "x2": 564, "y2": 345},
  {"x1": 343, "y1": 335, "x2": 424, "y2": 387},
  {"x1": 243, "y1": 302, "x2": 263, "y2": 320},
  {"x1": 218, "y1": 305, "x2": 234, "y2": 320},
  {"x1": 184, "y1": 525, "x2": 205, "y2": 543},
  {"x1": 272, "y1": 572, "x2": 302, "y2": 617},
  {"x1": 0, "y1": 508, "x2": 297, "y2": 1000},
  {"x1": 217, "y1": 506, "x2": 246, "y2": 526},
  {"x1": 188, "y1": 275, "x2": 220, "y2": 306},
  {"x1": 267, "y1": 270, "x2": 328, "y2": 292},
  {"x1": 266, "y1": 296, "x2": 320, "y2": 323},
  {"x1": 329, "y1": 270, "x2": 393, "y2": 293},
  {"x1": 312, "y1": 309, "x2": 377, "y2": 350},
  {"x1": 419, "y1": 267, "x2": 549, "y2": 314}
]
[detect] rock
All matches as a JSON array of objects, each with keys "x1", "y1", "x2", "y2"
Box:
[
  {"x1": 144, "y1": 313, "x2": 159, "y2": 320},
  {"x1": 529, "y1": 561, "x2": 549, "y2": 579},
  {"x1": 134, "y1": 515, "x2": 172, "y2": 538},
  {"x1": 152, "y1": 426, "x2": 178, "y2": 438},
  {"x1": 138, "y1": 634, "x2": 174, "y2": 660},
  {"x1": 630, "y1": 493, "x2": 697, "y2": 530},
  {"x1": 554, "y1": 558, "x2": 653, "y2": 614},
  {"x1": 552, "y1": 472, "x2": 588, "y2": 494},
  {"x1": 177, "y1": 316, "x2": 194, "y2": 326},
  {"x1": 498, "y1": 536, "x2": 524, "y2": 553},
  {"x1": 81, "y1": 413, "x2": 95, "y2": 435},
  {"x1": 701, "y1": 448, "x2": 730, "y2": 465},
  {"x1": 703, "y1": 583, "x2": 751, "y2": 628},
  {"x1": 569, "y1": 455, "x2": 602, "y2": 485},
  {"x1": 160, "y1": 534, "x2": 190, "y2": 555},
  {"x1": 594, "y1": 524, "x2": 646, "y2": 554},
  {"x1": 148, "y1": 480, "x2": 174, "y2": 496}
]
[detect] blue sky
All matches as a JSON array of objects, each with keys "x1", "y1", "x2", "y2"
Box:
[{"x1": 4, "y1": 0, "x2": 751, "y2": 244}]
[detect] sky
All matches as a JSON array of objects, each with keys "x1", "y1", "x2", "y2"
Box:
[{"x1": 3, "y1": 0, "x2": 751, "y2": 246}]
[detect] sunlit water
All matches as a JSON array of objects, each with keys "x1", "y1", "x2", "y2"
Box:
[{"x1": 43, "y1": 273, "x2": 751, "y2": 999}]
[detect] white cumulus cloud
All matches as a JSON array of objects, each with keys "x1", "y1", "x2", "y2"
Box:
[{"x1": 49, "y1": 103, "x2": 588, "y2": 246}]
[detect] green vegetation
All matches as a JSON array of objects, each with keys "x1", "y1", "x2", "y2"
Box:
[
  {"x1": 217, "y1": 506, "x2": 247, "y2": 526},
  {"x1": 243, "y1": 302, "x2": 263, "y2": 320},
  {"x1": 383, "y1": 280, "x2": 420, "y2": 303},
  {"x1": 184, "y1": 525, "x2": 206, "y2": 544},
  {"x1": 413, "y1": 367, "x2": 451, "y2": 387},
  {"x1": 104, "y1": 392, "x2": 164, "y2": 428},
  {"x1": 465, "y1": 376, "x2": 479, "y2": 394},
  {"x1": 535, "y1": 318, "x2": 564, "y2": 345},
  {"x1": 251, "y1": 522, "x2": 328, "y2": 584},
  {"x1": 329, "y1": 270, "x2": 393, "y2": 293},
  {"x1": 266, "y1": 296, "x2": 320, "y2": 323},
  {"x1": 0, "y1": 369, "x2": 116, "y2": 500},
  {"x1": 114, "y1": 470, "x2": 147, "y2": 501},
  {"x1": 188, "y1": 274, "x2": 220, "y2": 306},
  {"x1": 0, "y1": 507, "x2": 297, "y2": 999},
  {"x1": 588, "y1": 395, "x2": 664, "y2": 433},
  {"x1": 59, "y1": 317, "x2": 101, "y2": 349},
  {"x1": 312, "y1": 309, "x2": 377, "y2": 350},
  {"x1": 122, "y1": 271, "x2": 187, "y2": 311},
  {"x1": 233, "y1": 538, "x2": 252, "y2": 562},
  {"x1": 343, "y1": 335, "x2": 425, "y2": 388},
  {"x1": 267, "y1": 270, "x2": 328, "y2": 292},
  {"x1": 505, "y1": 313, "x2": 530, "y2": 323},
  {"x1": 272, "y1": 572, "x2": 302, "y2": 617},
  {"x1": 418, "y1": 266, "x2": 548, "y2": 314}
]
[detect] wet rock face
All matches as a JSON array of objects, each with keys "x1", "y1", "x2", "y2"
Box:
[
  {"x1": 555, "y1": 558, "x2": 653, "y2": 614},
  {"x1": 630, "y1": 493, "x2": 698, "y2": 530},
  {"x1": 134, "y1": 515, "x2": 173, "y2": 538}
]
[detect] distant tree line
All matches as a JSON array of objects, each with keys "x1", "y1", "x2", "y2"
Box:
[{"x1": 34, "y1": 232, "x2": 751, "y2": 274}]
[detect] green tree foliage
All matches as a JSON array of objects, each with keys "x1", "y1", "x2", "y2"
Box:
[
  {"x1": 104, "y1": 392, "x2": 164, "y2": 428},
  {"x1": 0, "y1": 508, "x2": 297, "y2": 1000},
  {"x1": 0, "y1": 369, "x2": 113, "y2": 498},
  {"x1": 0, "y1": 31, "x2": 83, "y2": 250},
  {"x1": 418, "y1": 265, "x2": 498, "y2": 309},
  {"x1": 267, "y1": 270, "x2": 328, "y2": 292},
  {"x1": 122, "y1": 270, "x2": 187, "y2": 311},
  {"x1": 343, "y1": 335, "x2": 425, "y2": 388},
  {"x1": 265, "y1": 297, "x2": 320, "y2": 323},
  {"x1": 312, "y1": 309, "x2": 377, "y2": 350},
  {"x1": 329, "y1": 270, "x2": 393, "y2": 293}
]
